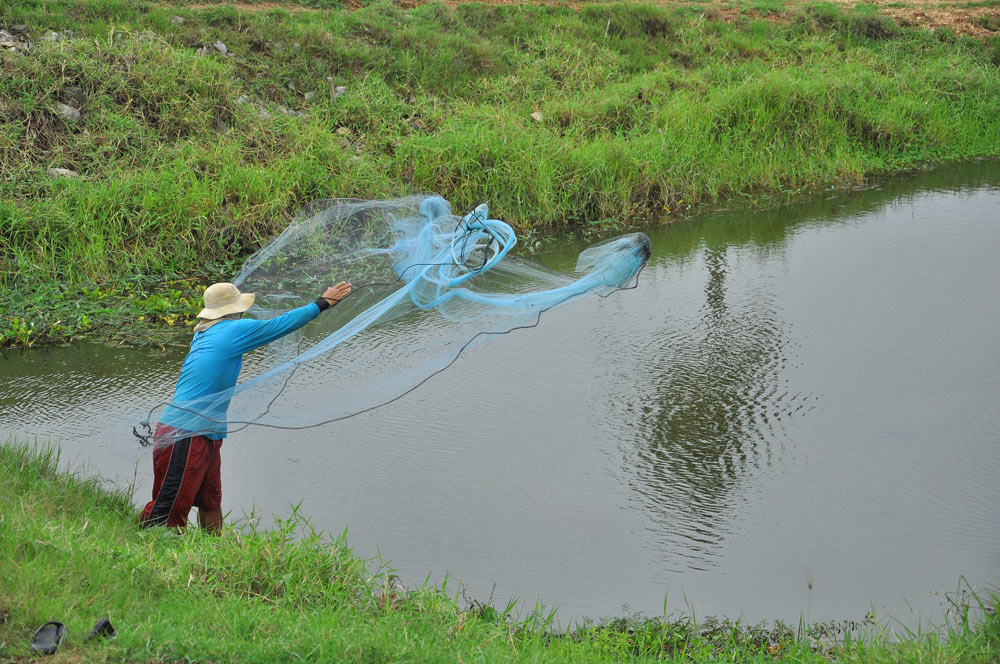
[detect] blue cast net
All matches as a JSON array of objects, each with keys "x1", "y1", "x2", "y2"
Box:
[{"x1": 136, "y1": 195, "x2": 650, "y2": 446}]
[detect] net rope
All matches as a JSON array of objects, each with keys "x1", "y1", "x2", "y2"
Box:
[{"x1": 134, "y1": 195, "x2": 650, "y2": 446}]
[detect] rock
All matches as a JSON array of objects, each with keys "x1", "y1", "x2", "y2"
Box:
[
  {"x1": 530, "y1": 111, "x2": 543, "y2": 123},
  {"x1": 0, "y1": 29, "x2": 23, "y2": 51},
  {"x1": 236, "y1": 95, "x2": 250, "y2": 104},
  {"x1": 276, "y1": 105, "x2": 299, "y2": 117},
  {"x1": 256, "y1": 107, "x2": 272, "y2": 120},
  {"x1": 409, "y1": 119, "x2": 424, "y2": 131},
  {"x1": 55, "y1": 103, "x2": 81, "y2": 122},
  {"x1": 12, "y1": 25, "x2": 28, "y2": 34},
  {"x1": 61, "y1": 86, "x2": 85, "y2": 108},
  {"x1": 214, "y1": 117, "x2": 228, "y2": 132},
  {"x1": 336, "y1": 126, "x2": 352, "y2": 136},
  {"x1": 292, "y1": 42, "x2": 301, "y2": 50},
  {"x1": 197, "y1": 45, "x2": 209, "y2": 56},
  {"x1": 303, "y1": 91, "x2": 315, "y2": 101},
  {"x1": 43, "y1": 30, "x2": 59, "y2": 41},
  {"x1": 348, "y1": 155, "x2": 361, "y2": 164},
  {"x1": 170, "y1": 16, "x2": 184, "y2": 25},
  {"x1": 213, "y1": 41, "x2": 227, "y2": 54},
  {"x1": 47, "y1": 167, "x2": 78, "y2": 178}
]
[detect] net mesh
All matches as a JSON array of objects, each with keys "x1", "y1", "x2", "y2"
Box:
[{"x1": 136, "y1": 195, "x2": 650, "y2": 446}]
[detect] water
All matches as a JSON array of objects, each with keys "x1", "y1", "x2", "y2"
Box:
[{"x1": 3, "y1": 161, "x2": 999, "y2": 627}]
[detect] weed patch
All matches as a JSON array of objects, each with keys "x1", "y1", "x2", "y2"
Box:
[{"x1": 1, "y1": 0, "x2": 999, "y2": 347}]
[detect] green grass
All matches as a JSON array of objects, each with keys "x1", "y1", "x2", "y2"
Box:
[
  {"x1": 2, "y1": 0, "x2": 1000, "y2": 347},
  {"x1": 2, "y1": 441, "x2": 999, "y2": 663},
  {"x1": 957, "y1": 0, "x2": 1000, "y2": 8},
  {"x1": 974, "y1": 13, "x2": 1000, "y2": 31}
]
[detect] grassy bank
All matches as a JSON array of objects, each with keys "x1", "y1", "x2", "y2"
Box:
[
  {"x1": 2, "y1": 0, "x2": 1000, "y2": 347},
  {"x1": 2, "y1": 441, "x2": 998, "y2": 663}
]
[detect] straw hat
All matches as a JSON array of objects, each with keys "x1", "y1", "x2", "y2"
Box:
[{"x1": 197, "y1": 282, "x2": 255, "y2": 320}]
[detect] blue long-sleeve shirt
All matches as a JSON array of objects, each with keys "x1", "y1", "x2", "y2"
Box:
[{"x1": 160, "y1": 302, "x2": 322, "y2": 438}]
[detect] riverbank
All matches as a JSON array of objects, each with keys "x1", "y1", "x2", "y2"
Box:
[
  {"x1": 2, "y1": 0, "x2": 1000, "y2": 348},
  {"x1": 1, "y1": 441, "x2": 997, "y2": 663}
]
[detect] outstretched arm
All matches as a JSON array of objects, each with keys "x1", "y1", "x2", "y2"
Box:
[{"x1": 230, "y1": 282, "x2": 352, "y2": 354}]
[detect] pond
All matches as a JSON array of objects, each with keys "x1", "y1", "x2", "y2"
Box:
[{"x1": 3, "y1": 160, "x2": 998, "y2": 627}]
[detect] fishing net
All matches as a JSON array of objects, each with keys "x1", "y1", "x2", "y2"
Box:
[{"x1": 135, "y1": 195, "x2": 650, "y2": 446}]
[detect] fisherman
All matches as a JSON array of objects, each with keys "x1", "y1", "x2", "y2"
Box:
[{"x1": 140, "y1": 280, "x2": 351, "y2": 532}]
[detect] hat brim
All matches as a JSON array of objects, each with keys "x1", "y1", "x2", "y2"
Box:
[{"x1": 197, "y1": 292, "x2": 255, "y2": 320}]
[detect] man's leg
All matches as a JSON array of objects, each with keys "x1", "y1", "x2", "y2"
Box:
[
  {"x1": 140, "y1": 445, "x2": 170, "y2": 523},
  {"x1": 140, "y1": 424, "x2": 182, "y2": 525},
  {"x1": 194, "y1": 439, "x2": 224, "y2": 535},
  {"x1": 198, "y1": 508, "x2": 223, "y2": 533},
  {"x1": 143, "y1": 436, "x2": 215, "y2": 529},
  {"x1": 141, "y1": 437, "x2": 202, "y2": 528}
]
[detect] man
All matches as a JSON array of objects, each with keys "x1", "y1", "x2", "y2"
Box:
[{"x1": 140, "y1": 280, "x2": 351, "y2": 532}]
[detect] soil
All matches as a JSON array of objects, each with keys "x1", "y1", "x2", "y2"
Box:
[{"x1": 169, "y1": 0, "x2": 1000, "y2": 38}]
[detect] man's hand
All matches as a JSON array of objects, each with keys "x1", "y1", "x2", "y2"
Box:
[{"x1": 322, "y1": 282, "x2": 352, "y2": 305}]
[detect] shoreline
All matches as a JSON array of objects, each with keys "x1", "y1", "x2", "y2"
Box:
[
  {"x1": 3, "y1": 155, "x2": 996, "y2": 351},
  {"x1": 2, "y1": 440, "x2": 997, "y2": 662}
]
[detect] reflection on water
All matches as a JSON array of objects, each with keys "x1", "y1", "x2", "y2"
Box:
[
  {"x1": 602, "y1": 161, "x2": 1000, "y2": 585},
  {"x1": 2, "y1": 160, "x2": 999, "y2": 624},
  {"x1": 626, "y1": 244, "x2": 808, "y2": 570}
]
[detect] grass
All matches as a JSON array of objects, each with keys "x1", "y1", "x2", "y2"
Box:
[
  {"x1": 2, "y1": 440, "x2": 999, "y2": 663},
  {"x1": 1, "y1": 0, "x2": 1000, "y2": 347}
]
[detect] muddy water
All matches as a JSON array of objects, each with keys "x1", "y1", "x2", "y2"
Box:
[{"x1": 3, "y1": 161, "x2": 999, "y2": 626}]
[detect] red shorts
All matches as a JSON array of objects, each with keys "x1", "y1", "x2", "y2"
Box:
[{"x1": 140, "y1": 423, "x2": 223, "y2": 528}]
